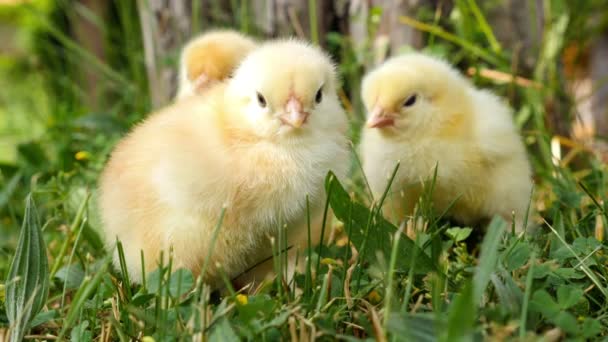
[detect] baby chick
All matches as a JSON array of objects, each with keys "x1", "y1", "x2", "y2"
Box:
[
  {"x1": 175, "y1": 30, "x2": 256, "y2": 99},
  {"x1": 99, "y1": 39, "x2": 349, "y2": 286},
  {"x1": 360, "y1": 53, "x2": 533, "y2": 231}
]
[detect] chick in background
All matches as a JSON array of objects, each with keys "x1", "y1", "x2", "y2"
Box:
[
  {"x1": 99, "y1": 39, "x2": 349, "y2": 287},
  {"x1": 175, "y1": 30, "x2": 256, "y2": 99},
  {"x1": 360, "y1": 53, "x2": 533, "y2": 231}
]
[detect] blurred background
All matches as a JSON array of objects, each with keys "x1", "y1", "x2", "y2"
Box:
[{"x1": 0, "y1": 0, "x2": 607, "y2": 269}]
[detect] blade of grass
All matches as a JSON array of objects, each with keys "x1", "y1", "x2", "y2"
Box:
[
  {"x1": 400, "y1": 237, "x2": 419, "y2": 314},
  {"x1": 383, "y1": 222, "x2": 405, "y2": 331},
  {"x1": 57, "y1": 256, "x2": 111, "y2": 340},
  {"x1": 308, "y1": 0, "x2": 319, "y2": 44},
  {"x1": 315, "y1": 175, "x2": 334, "y2": 276},
  {"x1": 115, "y1": 239, "x2": 133, "y2": 301},
  {"x1": 60, "y1": 217, "x2": 87, "y2": 308},
  {"x1": 5, "y1": 194, "x2": 49, "y2": 342},
  {"x1": 315, "y1": 268, "x2": 332, "y2": 312},
  {"x1": 140, "y1": 250, "x2": 147, "y2": 292},
  {"x1": 200, "y1": 208, "x2": 227, "y2": 286},
  {"x1": 465, "y1": 0, "x2": 502, "y2": 53},
  {"x1": 272, "y1": 232, "x2": 282, "y2": 298},
  {"x1": 0, "y1": 171, "x2": 21, "y2": 210},
  {"x1": 192, "y1": 0, "x2": 201, "y2": 34},
  {"x1": 355, "y1": 203, "x2": 375, "y2": 292},
  {"x1": 445, "y1": 280, "x2": 475, "y2": 341},
  {"x1": 398, "y1": 15, "x2": 505, "y2": 66},
  {"x1": 473, "y1": 216, "x2": 505, "y2": 306},
  {"x1": 340, "y1": 198, "x2": 354, "y2": 297},
  {"x1": 305, "y1": 195, "x2": 313, "y2": 297},
  {"x1": 579, "y1": 182, "x2": 608, "y2": 223},
  {"x1": 239, "y1": 0, "x2": 250, "y2": 33},
  {"x1": 50, "y1": 193, "x2": 90, "y2": 278},
  {"x1": 373, "y1": 163, "x2": 400, "y2": 218},
  {"x1": 349, "y1": 142, "x2": 374, "y2": 203},
  {"x1": 520, "y1": 251, "x2": 536, "y2": 338}
]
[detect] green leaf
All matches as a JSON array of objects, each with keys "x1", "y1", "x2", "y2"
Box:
[
  {"x1": 0, "y1": 171, "x2": 21, "y2": 210},
  {"x1": 572, "y1": 237, "x2": 601, "y2": 255},
  {"x1": 237, "y1": 295, "x2": 275, "y2": 324},
  {"x1": 491, "y1": 272, "x2": 522, "y2": 315},
  {"x1": 54, "y1": 264, "x2": 85, "y2": 289},
  {"x1": 445, "y1": 281, "x2": 475, "y2": 342},
  {"x1": 29, "y1": 309, "x2": 58, "y2": 328},
  {"x1": 210, "y1": 318, "x2": 239, "y2": 342},
  {"x1": 556, "y1": 285, "x2": 583, "y2": 309},
  {"x1": 5, "y1": 194, "x2": 49, "y2": 342},
  {"x1": 552, "y1": 268, "x2": 585, "y2": 280},
  {"x1": 503, "y1": 242, "x2": 531, "y2": 271},
  {"x1": 145, "y1": 268, "x2": 162, "y2": 295},
  {"x1": 445, "y1": 227, "x2": 473, "y2": 242},
  {"x1": 130, "y1": 293, "x2": 155, "y2": 307},
  {"x1": 581, "y1": 318, "x2": 602, "y2": 338},
  {"x1": 145, "y1": 268, "x2": 194, "y2": 298},
  {"x1": 259, "y1": 310, "x2": 290, "y2": 331},
  {"x1": 70, "y1": 320, "x2": 93, "y2": 342},
  {"x1": 325, "y1": 172, "x2": 437, "y2": 274},
  {"x1": 532, "y1": 261, "x2": 557, "y2": 279},
  {"x1": 553, "y1": 311, "x2": 578, "y2": 335},
  {"x1": 168, "y1": 268, "x2": 194, "y2": 298},
  {"x1": 388, "y1": 314, "x2": 437, "y2": 342},
  {"x1": 473, "y1": 217, "x2": 505, "y2": 305},
  {"x1": 530, "y1": 290, "x2": 560, "y2": 317}
]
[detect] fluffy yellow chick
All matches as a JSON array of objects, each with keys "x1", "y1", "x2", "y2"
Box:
[
  {"x1": 99, "y1": 39, "x2": 349, "y2": 286},
  {"x1": 360, "y1": 53, "x2": 533, "y2": 231},
  {"x1": 175, "y1": 30, "x2": 256, "y2": 99}
]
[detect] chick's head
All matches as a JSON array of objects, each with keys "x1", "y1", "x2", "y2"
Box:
[
  {"x1": 180, "y1": 30, "x2": 256, "y2": 91},
  {"x1": 362, "y1": 53, "x2": 472, "y2": 138},
  {"x1": 228, "y1": 40, "x2": 345, "y2": 139}
]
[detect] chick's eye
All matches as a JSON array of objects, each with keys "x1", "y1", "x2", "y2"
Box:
[
  {"x1": 403, "y1": 94, "x2": 417, "y2": 107},
  {"x1": 315, "y1": 87, "x2": 323, "y2": 104},
  {"x1": 256, "y1": 92, "x2": 267, "y2": 108}
]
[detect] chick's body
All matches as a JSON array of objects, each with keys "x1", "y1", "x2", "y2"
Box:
[
  {"x1": 176, "y1": 30, "x2": 256, "y2": 99},
  {"x1": 100, "y1": 41, "x2": 349, "y2": 285},
  {"x1": 360, "y1": 53, "x2": 532, "y2": 230}
]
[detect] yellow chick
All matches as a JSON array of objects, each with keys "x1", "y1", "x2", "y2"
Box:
[
  {"x1": 360, "y1": 53, "x2": 533, "y2": 231},
  {"x1": 99, "y1": 39, "x2": 349, "y2": 286},
  {"x1": 175, "y1": 30, "x2": 256, "y2": 99}
]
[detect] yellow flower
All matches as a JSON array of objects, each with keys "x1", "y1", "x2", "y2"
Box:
[
  {"x1": 335, "y1": 236, "x2": 349, "y2": 247},
  {"x1": 236, "y1": 294, "x2": 248, "y2": 305},
  {"x1": 75, "y1": 151, "x2": 91, "y2": 161},
  {"x1": 320, "y1": 258, "x2": 337, "y2": 265},
  {"x1": 142, "y1": 337, "x2": 155, "y2": 342},
  {"x1": 367, "y1": 290, "x2": 382, "y2": 304}
]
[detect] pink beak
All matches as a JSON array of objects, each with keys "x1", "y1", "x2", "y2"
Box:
[
  {"x1": 281, "y1": 97, "x2": 309, "y2": 128},
  {"x1": 192, "y1": 73, "x2": 210, "y2": 91},
  {"x1": 366, "y1": 106, "x2": 395, "y2": 128}
]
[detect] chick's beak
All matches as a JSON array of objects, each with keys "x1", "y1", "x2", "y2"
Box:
[
  {"x1": 366, "y1": 106, "x2": 396, "y2": 128},
  {"x1": 281, "y1": 97, "x2": 309, "y2": 128},
  {"x1": 192, "y1": 73, "x2": 210, "y2": 91}
]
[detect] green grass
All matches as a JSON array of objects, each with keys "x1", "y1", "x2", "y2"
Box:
[{"x1": 1, "y1": 0, "x2": 608, "y2": 341}]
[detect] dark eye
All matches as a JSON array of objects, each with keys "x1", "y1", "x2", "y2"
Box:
[
  {"x1": 403, "y1": 94, "x2": 417, "y2": 107},
  {"x1": 315, "y1": 87, "x2": 323, "y2": 104},
  {"x1": 257, "y1": 92, "x2": 267, "y2": 108}
]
